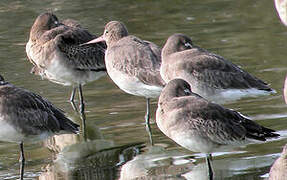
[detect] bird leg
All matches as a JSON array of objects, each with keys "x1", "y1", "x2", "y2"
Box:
[
  {"x1": 78, "y1": 84, "x2": 87, "y2": 141},
  {"x1": 145, "y1": 98, "x2": 153, "y2": 145},
  {"x1": 205, "y1": 153, "x2": 214, "y2": 180},
  {"x1": 70, "y1": 87, "x2": 78, "y2": 112},
  {"x1": 19, "y1": 142, "x2": 25, "y2": 180},
  {"x1": 78, "y1": 84, "x2": 85, "y2": 115}
]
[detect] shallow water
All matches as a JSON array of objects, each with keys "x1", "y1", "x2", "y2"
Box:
[{"x1": 0, "y1": 0, "x2": 287, "y2": 179}]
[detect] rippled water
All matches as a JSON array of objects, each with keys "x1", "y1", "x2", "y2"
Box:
[{"x1": 0, "y1": 0, "x2": 286, "y2": 179}]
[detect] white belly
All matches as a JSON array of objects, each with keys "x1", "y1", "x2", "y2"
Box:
[
  {"x1": 45, "y1": 55, "x2": 106, "y2": 86},
  {"x1": 0, "y1": 118, "x2": 24, "y2": 143},
  {"x1": 105, "y1": 53, "x2": 162, "y2": 98}
]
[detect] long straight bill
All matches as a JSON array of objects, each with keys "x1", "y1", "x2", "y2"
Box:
[{"x1": 81, "y1": 35, "x2": 105, "y2": 46}]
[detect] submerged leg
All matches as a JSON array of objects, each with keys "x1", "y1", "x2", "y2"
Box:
[
  {"x1": 145, "y1": 98, "x2": 153, "y2": 145},
  {"x1": 205, "y1": 154, "x2": 214, "y2": 180},
  {"x1": 19, "y1": 142, "x2": 25, "y2": 180},
  {"x1": 70, "y1": 87, "x2": 78, "y2": 112},
  {"x1": 78, "y1": 84, "x2": 87, "y2": 141}
]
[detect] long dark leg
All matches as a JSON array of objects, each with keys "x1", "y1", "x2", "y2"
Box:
[
  {"x1": 145, "y1": 98, "x2": 153, "y2": 145},
  {"x1": 19, "y1": 142, "x2": 25, "y2": 180},
  {"x1": 78, "y1": 84, "x2": 85, "y2": 115},
  {"x1": 70, "y1": 87, "x2": 78, "y2": 112},
  {"x1": 205, "y1": 154, "x2": 214, "y2": 180},
  {"x1": 78, "y1": 84, "x2": 87, "y2": 141}
]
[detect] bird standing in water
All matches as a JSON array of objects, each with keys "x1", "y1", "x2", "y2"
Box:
[
  {"x1": 0, "y1": 74, "x2": 79, "y2": 180},
  {"x1": 26, "y1": 12, "x2": 106, "y2": 128},
  {"x1": 156, "y1": 79, "x2": 279, "y2": 179},
  {"x1": 83, "y1": 21, "x2": 165, "y2": 144}
]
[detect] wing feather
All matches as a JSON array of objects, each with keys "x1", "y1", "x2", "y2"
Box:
[
  {"x1": 0, "y1": 84, "x2": 78, "y2": 136},
  {"x1": 107, "y1": 36, "x2": 164, "y2": 87}
]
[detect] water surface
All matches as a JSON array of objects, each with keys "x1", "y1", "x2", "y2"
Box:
[{"x1": 0, "y1": 0, "x2": 286, "y2": 179}]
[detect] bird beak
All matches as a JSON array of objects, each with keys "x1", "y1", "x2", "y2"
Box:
[{"x1": 81, "y1": 35, "x2": 105, "y2": 46}]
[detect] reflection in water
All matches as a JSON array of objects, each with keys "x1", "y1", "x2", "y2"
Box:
[
  {"x1": 119, "y1": 145, "x2": 280, "y2": 180},
  {"x1": 44, "y1": 134, "x2": 80, "y2": 154},
  {"x1": 40, "y1": 140, "x2": 143, "y2": 180},
  {"x1": 44, "y1": 118, "x2": 103, "y2": 153},
  {"x1": 119, "y1": 145, "x2": 194, "y2": 179}
]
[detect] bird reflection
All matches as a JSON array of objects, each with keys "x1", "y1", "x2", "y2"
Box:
[
  {"x1": 119, "y1": 145, "x2": 195, "y2": 179},
  {"x1": 39, "y1": 140, "x2": 143, "y2": 180},
  {"x1": 44, "y1": 120, "x2": 103, "y2": 153}
]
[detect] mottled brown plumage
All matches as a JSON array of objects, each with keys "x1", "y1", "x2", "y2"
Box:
[
  {"x1": 26, "y1": 12, "x2": 106, "y2": 84},
  {"x1": 26, "y1": 12, "x2": 107, "y2": 114}
]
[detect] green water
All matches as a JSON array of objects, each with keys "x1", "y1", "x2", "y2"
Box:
[{"x1": 0, "y1": 0, "x2": 286, "y2": 179}]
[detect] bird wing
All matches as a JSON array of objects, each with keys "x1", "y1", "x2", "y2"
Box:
[
  {"x1": 108, "y1": 36, "x2": 165, "y2": 87},
  {"x1": 0, "y1": 84, "x2": 78, "y2": 136},
  {"x1": 54, "y1": 27, "x2": 106, "y2": 71},
  {"x1": 61, "y1": 19, "x2": 82, "y2": 28},
  {"x1": 178, "y1": 97, "x2": 247, "y2": 145},
  {"x1": 178, "y1": 46, "x2": 271, "y2": 90},
  {"x1": 36, "y1": 25, "x2": 106, "y2": 71},
  {"x1": 167, "y1": 95, "x2": 277, "y2": 145}
]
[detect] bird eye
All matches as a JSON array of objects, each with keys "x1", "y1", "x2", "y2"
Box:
[
  {"x1": 184, "y1": 89, "x2": 191, "y2": 95},
  {"x1": 54, "y1": 21, "x2": 59, "y2": 25}
]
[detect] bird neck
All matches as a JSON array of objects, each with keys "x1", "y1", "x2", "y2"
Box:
[
  {"x1": 30, "y1": 27, "x2": 46, "y2": 42},
  {"x1": 162, "y1": 43, "x2": 178, "y2": 59}
]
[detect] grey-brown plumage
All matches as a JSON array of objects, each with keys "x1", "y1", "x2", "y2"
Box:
[
  {"x1": 156, "y1": 78, "x2": 279, "y2": 179},
  {"x1": 269, "y1": 144, "x2": 287, "y2": 180},
  {"x1": 0, "y1": 74, "x2": 79, "y2": 180},
  {"x1": 61, "y1": 19, "x2": 82, "y2": 28},
  {"x1": 161, "y1": 34, "x2": 274, "y2": 103},
  {"x1": 26, "y1": 12, "x2": 106, "y2": 115},
  {"x1": 84, "y1": 21, "x2": 165, "y2": 94},
  {"x1": 0, "y1": 75, "x2": 79, "y2": 140},
  {"x1": 84, "y1": 21, "x2": 165, "y2": 144},
  {"x1": 104, "y1": 21, "x2": 165, "y2": 88},
  {"x1": 26, "y1": 12, "x2": 106, "y2": 83}
]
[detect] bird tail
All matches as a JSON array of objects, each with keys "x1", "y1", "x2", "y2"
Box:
[
  {"x1": 61, "y1": 118, "x2": 80, "y2": 134},
  {"x1": 244, "y1": 119, "x2": 279, "y2": 141}
]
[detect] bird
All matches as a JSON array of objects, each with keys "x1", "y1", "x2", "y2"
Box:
[
  {"x1": 274, "y1": 0, "x2": 287, "y2": 26},
  {"x1": 156, "y1": 78, "x2": 279, "y2": 179},
  {"x1": 0, "y1": 74, "x2": 79, "y2": 180},
  {"x1": 83, "y1": 21, "x2": 165, "y2": 144},
  {"x1": 161, "y1": 33, "x2": 274, "y2": 103},
  {"x1": 284, "y1": 77, "x2": 287, "y2": 104},
  {"x1": 275, "y1": 0, "x2": 287, "y2": 104},
  {"x1": 269, "y1": 144, "x2": 287, "y2": 180},
  {"x1": 26, "y1": 12, "x2": 106, "y2": 120}
]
